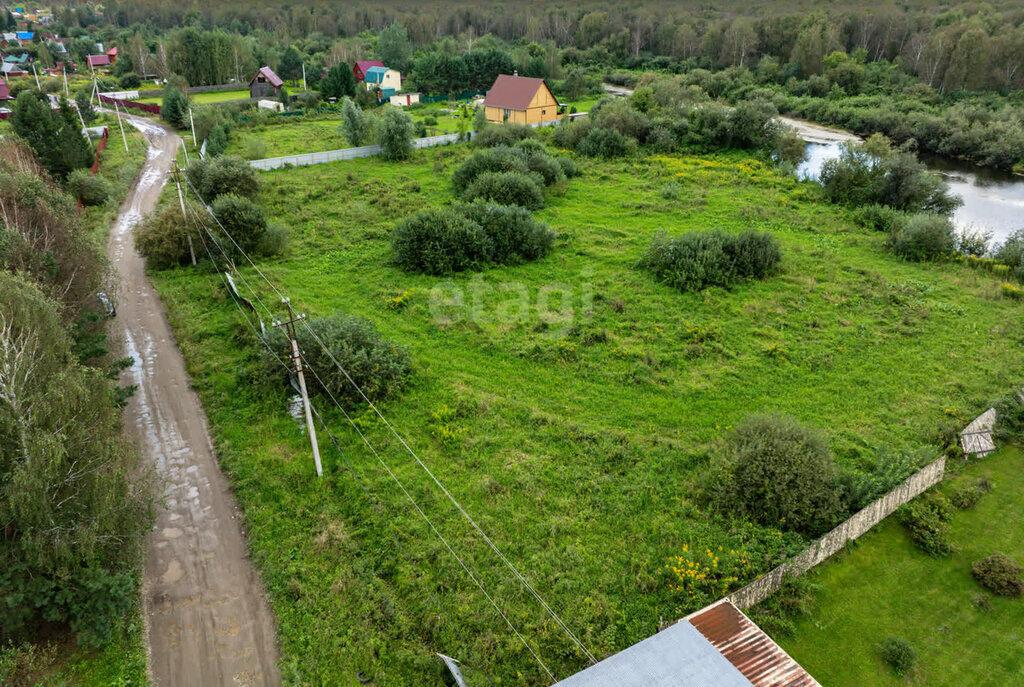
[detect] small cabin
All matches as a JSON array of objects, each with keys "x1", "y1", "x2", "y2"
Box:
[
  {"x1": 483, "y1": 74, "x2": 561, "y2": 125},
  {"x1": 249, "y1": 66, "x2": 283, "y2": 99},
  {"x1": 363, "y1": 66, "x2": 400, "y2": 92},
  {"x1": 353, "y1": 60, "x2": 384, "y2": 82}
]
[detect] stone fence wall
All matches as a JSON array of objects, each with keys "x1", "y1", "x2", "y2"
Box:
[{"x1": 727, "y1": 455, "x2": 947, "y2": 609}]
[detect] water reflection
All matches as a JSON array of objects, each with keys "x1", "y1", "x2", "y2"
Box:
[{"x1": 798, "y1": 142, "x2": 1024, "y2": 243}]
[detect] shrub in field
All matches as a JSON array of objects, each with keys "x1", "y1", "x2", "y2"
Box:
[
  {"x1": 462, "y1": 170, "x2": 545, "y2": 209},
  {"x1": 639, "y1": 229, "x2": 782, "y2": 292},
  {"x1": 660, "y1": 181, "x2": 681, "y2": 199},
  {"x1": 256, "y1": 222, "x2": 289, "y2": 257},
  {"x1": 899, "y1": 492, "x2": 954, "y2": 557},
  {"x1": 391, "y1": 202, "x2": 553, "y2": 274},
  {"x1": 971, "y1": 553, "x2": 1024, "y2": 597},
  {"x1": 262, "y1": 313, "x2": 411, "y2": 407},
  {"x1": 186, "y1": 155, "x2": 261, "y2": 202},
  {"x1": 391, "y1": 206, "x2": 492, "y2": 274},
  {"x1": 950, "y1": 482, "x2": 984, "y2": 510},
  {"x1": 708, "y1": 414, "x2": 843, "y2": 537},
  {"x1": 339, "y1": 97, "x2": 369, "y2": 146},
  {"x1": 452, "y1": 142, "x2": 565, "y2": 192},
  {"x1": 134, "y1": 201, "x2": 211, "y2": 269},
  {"x1": 890, "y1": 213, "x2": 956, "y2": 261},
  {"x1": 852, "y1": 204, "x2": 906, "y2": 234},
  {"x1": 993, "y1": 229, "x2": 1024, "y2": 277},
  {"x1": 557, "y1": 156, "x2": 581, "y2": 178},
  {"x1": 577, "y1": 126, "x2": 633, "y2": 158},
  {"x1": 472, "y1": 122, "x2": 535, "y2": 148},
  {"x1": 66, "y1": 169, "x2": 111, "y2": 206},
  {"x1": 879, "y1": 637, "x2": 917, "y2": 677},
  {"x1": 379, "y1": 106, "x2": 414, "y2": 161},
  {"x1": 211, "y1": 194, "x2": 267, "y2": 255},
  {"x1": 457, "y1": 201, "x2": 554, "y2": 264}
]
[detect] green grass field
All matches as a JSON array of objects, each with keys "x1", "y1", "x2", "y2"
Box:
[
  {"x1": 776, "y1": 446, "x2": 1024, "y2": 686},
  {"x1": 147, "y1": 143, "x2": 1024, "y2": 684}
]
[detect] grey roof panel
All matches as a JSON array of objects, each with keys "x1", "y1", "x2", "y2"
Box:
[{"x1": 554, "y1": 621, "x2": 752, "y2": 687}]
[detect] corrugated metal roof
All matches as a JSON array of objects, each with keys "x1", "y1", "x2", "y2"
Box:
[
  {"x1": 688, "y1": 602, "x2": 819, "y2": 687},
  {"x1": 554, "y1": 619, "x2": 752, "y2": 687},
  {"x1": 250, "y1": 66, "x2": 283, "y2": 88},
  {"x1": 483, "y1": 73, "x2": 553, "y2": 111},
  {"x1": 365, "y1": 65, "x2": 389, "y2": 82}
]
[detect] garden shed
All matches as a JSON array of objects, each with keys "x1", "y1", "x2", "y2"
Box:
[{"x1": 249, "y1": 66, "x2": 283, "y2": 99}]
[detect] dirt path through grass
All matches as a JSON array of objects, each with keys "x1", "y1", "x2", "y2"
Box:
[{"x1": 106, "y1": 114, "x2": 281, "y2": 686}]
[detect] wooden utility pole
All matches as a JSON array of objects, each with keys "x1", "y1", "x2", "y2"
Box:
[
  {"x1": 274, "y1": 299, "x2": 323, "y2": 477},
  {"x1": 170, "y1": 165, "x2": 197, "y2": 265},
  {"x1": 31, "y1": 64, "x2": 40, "y2": 89},
  {"x1": 302, "y1": 63, "x2": 306, "y2": 92},
  {"x1": 113, "y1": 99, "x2": 129, "y2": 152}
]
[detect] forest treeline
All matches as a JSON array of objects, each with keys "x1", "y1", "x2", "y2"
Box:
[{"x1": 54, "y1": 1, "x2": 1024, "y2": 93}]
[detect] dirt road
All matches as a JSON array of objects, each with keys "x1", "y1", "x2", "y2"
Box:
[{"x1": 107, "y1": 116, "x2": 281, "y2": 686}]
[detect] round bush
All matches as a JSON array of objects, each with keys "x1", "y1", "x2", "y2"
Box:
[
  {"x1": 880, "y1": 637, "x2": 917, "y2": 677},
  {"x1": 711, "y1": 414, "x2": 843, "y2": 537},
  {"x1": 972, "y1": 553, "x2": 1024, "y2": 597},
  {"x1": 211, "y1": 194, "x2": 268, "y2": 255},
  {"x1": 462, "y1": 171, "x2": 545, "y2": 209},
  {"x1": 457, "y1": 201, "x2": 554, "y2": 264},
  {"x1": 891, "y1": 213, "x2": 956, "y2": 261},
  {"x1": 391, "y1": 207, "x2": 493, "y2": 275},
  {"x1": 639, "y1": 229, "x2": 781, "y2": 292},
  {"x1": 134, "y1": 202, "x2": 210, "y2": 269},
  {"x1": 730, "y1": 230, "x2": 783, "y2": 280},
  {"x1": 472, "y1": 123, "x2": 535, "y2": 148},
  {"x1": 186, "y1": 155, "x2": 261, "y2": 202},
  {"x1": 262, "y1": 313, "x2": 411, "y2": 408},
  {"x1": 67, "y1": 169, "x2": 112, "y2": 207},
  {"x1": 557, "y1": 156, "x2": 581, "y2": 178}
]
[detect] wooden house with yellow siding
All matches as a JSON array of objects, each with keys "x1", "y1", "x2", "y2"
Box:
[{"x1": 483, "y1": 73, "x2": 561, "y2": 125}]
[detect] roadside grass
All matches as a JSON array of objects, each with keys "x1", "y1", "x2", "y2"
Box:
[
  {"x1": 775, "y1": 446, "x2": 1024, "y2": 686},
  {"x1": 82, "y1": 114, "x2": 148, "y2": 240},
  {"x1": 148, "y1": 144, "x2": 1024, "y2": 684}
]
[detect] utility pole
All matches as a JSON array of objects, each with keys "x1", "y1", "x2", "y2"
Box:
[
  {"x1": 302, "y1": 63, "x2": 306, "y2": 92},
  {"x1": 170, "y1": 164, "x2": 197, "y2": 265},
  {"x1": 62, "y1": 65, "x2": 68, "y2": 96},
  {"x1": 114, "y1": 99, "x2": 129, "y2": 152},
  {"x1": 273, "y1": 299, "x2": 323, "y2": 477},
  {"x1": 188, "y1": 107, "x2": 197, "y2": 148},
  {"x1": 31, "y1": 64, "x2": 40, "y2": 89}
]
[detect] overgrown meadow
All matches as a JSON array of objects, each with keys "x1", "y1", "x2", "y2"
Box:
[{"x1": 149, "y1": 141, "x2": 1024, "y2": 684}]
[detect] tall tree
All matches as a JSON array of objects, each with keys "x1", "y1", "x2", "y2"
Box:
[
  {"x1": 278, "y1": 45, "x2": 303, "y2": 81},
  {"x1": 319, "y1": 63, "x2": 355, "y2": 99},
  {"x1": 377, "y1": 22, "x2": 412, "y2": 73}
]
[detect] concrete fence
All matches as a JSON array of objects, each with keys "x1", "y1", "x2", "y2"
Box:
[
  {"x1": 727, "y1": 455, "x2": 947, "y2": 609},
  {"x1": 248, "y1": 132, "x2": 467, "y2": 171}
]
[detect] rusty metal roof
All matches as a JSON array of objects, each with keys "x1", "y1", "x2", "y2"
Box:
[{"x1": 688, "y1": 601, "x2": 819, "y2": 687}]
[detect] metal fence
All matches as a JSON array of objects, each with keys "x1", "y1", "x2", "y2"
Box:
[
  {"x1": 99, "y1": 93, "x2": 161, "y2": 115},
  {"x1": 249, "y1": 132, "x2": 467, "y2": 171}
]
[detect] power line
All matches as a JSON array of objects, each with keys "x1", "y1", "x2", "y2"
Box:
[
  {"x1": 183, "y1": 173, "x2": 593, "y2": 673},
  {"x1": 183, "y1": 201, "x2": 513, "y2": 684},
  {"x1": 184, "y1": 198, "x2": 503, "y2": 687}
]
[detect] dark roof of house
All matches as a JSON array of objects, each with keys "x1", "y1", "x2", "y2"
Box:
[
  {"x1": 355, "y1": 60, "x2": 384, "y2": 74},
  {"x1": 483, "y1": 74, "x2": 553, "y2": 111},
  {"x1": 250, "y1": 66, "x2": 283, "y2": 88},
  {"x1": 87, "y1": 54, "x2": 110, "y2": 67}
]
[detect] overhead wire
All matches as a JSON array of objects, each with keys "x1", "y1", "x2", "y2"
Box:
[{"x1": 183, "y1": 168, "x2": 594, "y2": 674}]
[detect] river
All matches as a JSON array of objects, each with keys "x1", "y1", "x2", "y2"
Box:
[{"x1": 786, "y1": 117, "x2": 1024, "y2": 244}]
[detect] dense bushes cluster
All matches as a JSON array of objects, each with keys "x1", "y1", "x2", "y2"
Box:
[
  {"x1": 67, "y1": 169, "x2": 113, "y2": 207},
  {"x1": 453, "y1": 138, "x2": 569, "y2": 209},
  {"x1": 638, "y1": 229, "x2": 782, "y2": 292},
  {"x1": 185, "y1": 155, "x2": 261, "y2": 202},
  {"x1": 971, "y1": 553, "x2": 1024, "y2": 597},
  {"x1": 262, "y1": 313, "x2": 411, "y2": 408},
  {"x1": 134, "y1": 200, "x2": 211, "y2": 269},
  {"x1": 391, "y1": 202, "x2": 555, "y2": 275}
]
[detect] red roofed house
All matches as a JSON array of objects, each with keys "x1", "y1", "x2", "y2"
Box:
[
  {"x1": 483, "y1": 73, "x2": 560, "y2": 125},
  {"x1": 0, "y1": 77, "x2": 12, "y2": 100},
  {"x1": 249, "y1": 66, "x2": 283, "y2": 98},
  {"x1": 106, "y1": 46, "x2": 117, "y2": 63},
  {"x1": 353, "y1": 60, "x2": 384, "y2": 82},
  {"x1": 86, "y1": 54, "x2": 110, "y2": 69}
]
